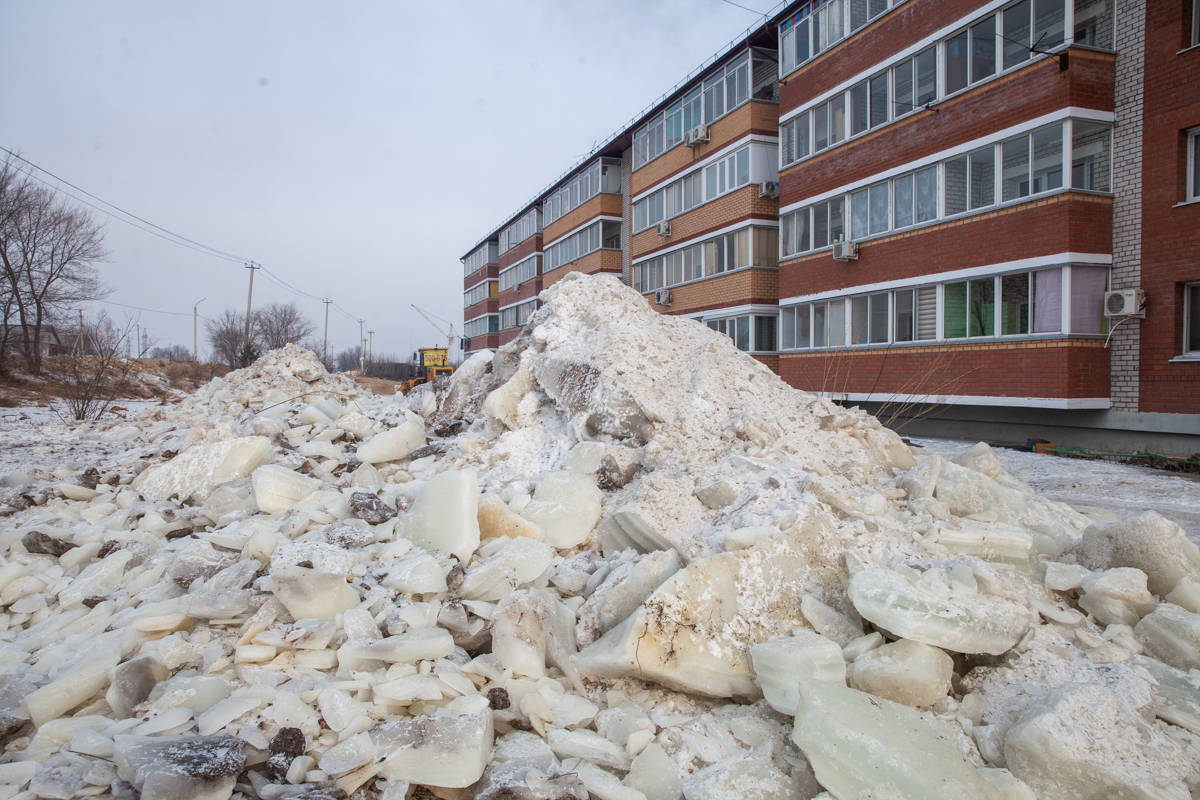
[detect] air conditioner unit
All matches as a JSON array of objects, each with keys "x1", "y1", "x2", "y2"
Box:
[
  {"x1": 758, "y1": 181, "x2": 779, "y2": 198},
  {"x1": 655, "y1": 289, "x2": 672, "y2": 306},
  {"x1": 656, "y1": 221, "x2": 671, "y2": 236},
  {"x1": 1104, "y1": 289, "x2": 1145, "y2": 317},
  {"x1": 831, "y1": 240, "x2": 859, "y2": 261},
  {"x1": 684, "y1": 124, "x2": 710, "y2": 147}
]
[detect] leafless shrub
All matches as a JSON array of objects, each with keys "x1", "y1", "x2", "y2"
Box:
[
  {"x1": 335, "y1": 346, "x2": 363, "y2": 373},
  {"x1": 147, "y1": 344, "x2": 194, "y2": 362},
  {"x1": 204, "y1": 309, "x2": 255, "y2": 369},
  {"x1": 49, "y1": 311, "x2": 139, "y2": 422}
]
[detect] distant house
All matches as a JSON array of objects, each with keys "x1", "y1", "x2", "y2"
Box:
[{"x1": 1, "y1": 325, "x2": 64, "y2": 358}]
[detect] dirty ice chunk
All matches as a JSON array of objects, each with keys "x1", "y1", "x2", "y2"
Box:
[
  {"x1": 269, "y1": 566, "x2": 359, "y2": 620},
  {"x1": 1075, "y1": 511, "x2": 1200, "y2": 596},
  {"x1": 624, "y1": 742, "x2": 682, "y2": 800},
  {"x1": 579, "y1": 550, "x2": 682, "y2": 644},
  {"x1": 58, "y1": 549, "x2": 133, "y2": 610},
  {"x1": 1004, "y1": 683, "x2": 1193, "y2": 800},
  {"x1": 792, "y1": 678, "x2": 1003, "y2": 800},
  {"x1": 849, "y1": 639, "x2": 953, "y2": 708},
  {"x1": 460, "y1": 536, "x2": 555, "y2": 602},
  {"x1": 800, "y1": 595, "x2": 863, "y2": 647},
  {"x1": 113, "y1": 734, "x2": 245, "y2": 800},
  {"x1": 1134, "y1": 602, "x2": 1200, "y2": 671},
  {"x1": 252, "y1": 465, "x2": 322, "y2": 514},
  {"x1": 1129, "y1": 653, "x2": 1200, "y2": 734},
  {"x1": 751, "y1": 629, "x2": 846, "y2": 715},
  {"x1": 401, "y1": 469, "x2": 480, "y2": 561},
  {"x1": 318, "y1": 731, "x2": 377, "y2": 775},
  {"x1": 956, "y1": 442, "x2": 1003, "y2": 478},
  {"x1": 26, "y1": 645, "x2": 121, "y2": 727},
  {"x1": 382, "y1": 554, "x2": 447, "y2": 595},
  {"x1": 681, "y1": 752, "x2": 805, "y2": 800},
  {"x1": 375, "y1": 711, "x2": 493, "y2": 788},
  {"x1": 898, "y1": 456, "x2": 942, "y2": 500},
  {"x1": 494, "y1": 590, "x2": 583, "y2": 690},
  {"x1": 107, "y1": 656, "x2": 167, "y2": 719},
  {"x1": 547, "y1": 728, "x2": 630, "y2": 771},
  {"x1": 848, "y1": 568, "x2": 1030, "y2": 655},
  {"x1": 520, "y1": 471, "x2": 603, "y2": 549},
  {"x1": 356, "y1": 422, "x2": 425, "y2": 464},
  {"x1": 342, "y1": 628, "x2": 454, "y2": 665},
  {"x1": 133, "y1": 436, "x2": 271, "y2": 501},
  {"x1": 477, "y1": 495, "x2": 544, "y2": 541},
  {"x1": 335, "y1": 412, "x2": 376, "y2": 440}
]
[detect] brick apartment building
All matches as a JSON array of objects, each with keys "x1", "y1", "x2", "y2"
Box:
[{"x1": 462, "y1": 0, "x2": 1200, "y2": 453}]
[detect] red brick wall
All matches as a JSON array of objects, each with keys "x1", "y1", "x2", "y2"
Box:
[
  {"x1": 499, "y1": 235, "x2": 542, "y2": 270},
  {"x1": 779, "y1": 0, "x2": 992, "y2": 111},
  {"x1": 779, "y1": 193, "x2": 1112, "y2": 298},
  {"x1": 1137, "y1": 0, "x2": 1200, "y2": 413},
  {"x1": 781, "y1": 50, "x2": 1114, "y2": 206},
  {"x1": 464, "y1": 298, "x2": 498, "y2": 320},
  {"x1": 544, "y1": 193, "x2": 623, "y2": 246},
  {"x1": 779, "y1": 338, "x2": 1110, "y2": 399},
  {"x1": 633, "y1": 186, "x2": 778, "y2": 260},
  {"x1": 499, "y1": 328, "x2": 520, "y2": 346},
  {"x1": 466, "y1": 333, "x2": 499, "y2": 352},
  {"x1": 498, "y1": 277, "x2": 542, "y2": 310},
  {"x1": 543, "y1": 250, "x2": 623, "y2": 289},
  {"x1": 464, "y1": 263, "x2": 498, "y2": 290}
]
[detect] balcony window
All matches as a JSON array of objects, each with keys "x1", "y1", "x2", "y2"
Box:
[
  {"x1": 499, "y1": 207, "x2": 542, "y2": 254},
  {"x1": 1072, "y1": 120, "x2": 1112, "y2": 192},
  {"x1": 464, "y1": 315, "x2": 499, "y2": 338},
  {"x1": 499, "y1": 256, "x2": 541, "y2": 292},
  {"x1": 464, "y1": 280, "x2": 498, "y2": 308},
  {"x1": 463, "y1": 242, "x2": 498, "y2": 278}
]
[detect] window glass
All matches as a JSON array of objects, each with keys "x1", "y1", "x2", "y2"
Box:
[
  {"x1": 894, "y1": 58, "x2": 914, "y2": 117},
  {"x1": 946, "y1": 31, "x2": 969, "y2": 94},
  {"x1": 1004, "y1": 0, "x2": 1032, "y2": 69},
  {"x1": 945, "y1": 157, "x2": 968, "y2": 215},
  {"x1": 828, "y1": 300, "x2": 847, "y2": 346},
  {"x1": 971, "y1": 16, "x2": 997, "y2": 83},
  {"x1": 1191, "y1": 131, "x2": 1200, "y2": 200},
  {"x1": 1074, "y1": 0, "x2": 1113, "y2": 48},
  {"x1": 1032, "y1": 124, "x2": 1064, "y2": 192},
  {"x1": 869, "y1": 293, "x2": 889, "y2": 343},
  {"x1": 1072, "y1": 121, "x2": 1112, "y2": 191},
  {"x1": 815, "y1": 103, "x2": 830, "y2": 151},
  {"x1": 869, "y1": 182, "x2": 889, "y2": 235},
  {"x1": 969, "y1": 278, "x2": 996, "y2": 337},
  {"x1": 849, "y1": 297, "x2": 868, "y2": 345},
  {"x1": 736, "y1": 316, "x2": 751, "y2": 351},
  {"x1": 1070, "y1": 265, "x2": 1108, "y2": 334},
  {"x1": 814, "y1": 203, "x2": 829, "y2": 249},
  {"x1": 945, "y1": 282, "x2": 968, "y2": 338},
  {"x1": 1002, "y1": 135, "x2": 1031, "y2": 201},
  {"x1": 916, "y1": 166, "x2": 938, "y2": 222},
  {"x1": 916, "y1": 286, "x2": 938, "y2": 339},
  {"x1": 915, "y1": 47, "x2": 938, "y2": 106},
  {"x1": 870, "y1": 73, "x2": 889, "y2": 128},
  {"x1": 1001, "y1": 272, "x2": 1030, "y2": 334},
  {"x1": 851, "y1": 82, "x2": 869, "y2": 137},
  {"x1": 736, "y1": 148, "x2": 750, "y2": 186},
  {"x1": 1187, "y1": 284, "x2": 1200, "y2": 353},
  {"x1": 829, "y1": 95, "x2": 847, "y2": 146},
  {"x1": 851, "y1": 0, "x2": 869, "y2": 31},
  {"x1": 969, "y1": 147, "x2": 996, "y2": 209},
  {"x1": 797, "y1": 304, "x2": 812, "y2": 348},
  {"x1": 1034, "y1": 0, "x2": 1066, "y2": 48},
  {"x1": 1033, "y1": 268, "x2": 1062, "y2": 332},
  {"x1": 829, "y1": 198, "x2": 845, "y2": 244},
  {"x1": 852, "y1": 189, "x2": 870, "y2": 240},
  {"x1": 895, "y1": 289, "x2": 914, "y2": 342},
  {"x1": 755, "y1": 315, "x2": 777, "y2": 351},
  {"x1": 814, "y1": 303, "x2": 827, "y2": 347},
  {"x1": 894, "y1": 174, "x2": 915, "y2": 228},
  {"x1": 781, "y1": 306, "x2": 796, "y2": 349}
]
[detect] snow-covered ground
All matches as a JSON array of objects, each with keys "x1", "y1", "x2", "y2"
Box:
[
  {"x1": 913, "y1": 437, "x2": 1200, "y2": 540},
  {"x1": 0, "y1": 400, "x2": 161, "y2": 478}
]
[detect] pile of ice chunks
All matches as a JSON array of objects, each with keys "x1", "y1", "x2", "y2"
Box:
[{"x1": 0, "y1": 279, "x2": 1198, "y2": 800}]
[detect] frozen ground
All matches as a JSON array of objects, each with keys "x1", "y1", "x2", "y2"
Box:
[
  {"x1": 914, "y1": 437, "x2": 1200, "y2": 541},
  {"x1": 0, "y1": 400, "x2": 161, "y2": 477}
]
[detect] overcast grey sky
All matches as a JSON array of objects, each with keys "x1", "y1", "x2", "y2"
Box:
[{"x1": 1, "y1": 1, "x2": 774, "y2": 362}]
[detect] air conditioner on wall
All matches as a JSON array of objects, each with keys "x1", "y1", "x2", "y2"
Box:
[
  {"x1": 655, "y1": 289, "x2": 672, "y2": 306},
  {"x1": 684, "y1": 124, "x2": 710, "y2": 147},
  {"x1": 656, "y1": 221, "x2": 671, "y2": 236},
  {"x1": 831, "y1": 240, "x2": 858, "y2": 261},
  {"x1": 758, "y1": 181, "x2": 779, "y2": 198},
  {"x1": 1104, "y1": 289, "x2": 1145, "y2": 317}
]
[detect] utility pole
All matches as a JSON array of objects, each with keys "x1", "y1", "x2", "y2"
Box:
[
  {"x1": 243, "y1": 262, "x2": 258, "y2": 354},
  {"x1": 194, "y1": 298, "x2": 205, "y2": 363},
  {"x1": 322, "y1": 299, "x2": 332, "y2": 365},
  {"x1": 358, "y1": 319, "x2": 365, "y2": 373},
  {"x1": 77, "y1": 309, "x2": 83, "y2": 356},
  {"x1": 368, "y1": 330, "x2": 374, "y2": 371}
]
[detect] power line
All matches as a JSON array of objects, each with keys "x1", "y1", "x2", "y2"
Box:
[
  {"x1": 1, "y1": 146, "x2": 251, "y2": 263},
  {"x1": 718, "y1": 0, "x2": 768, "y2": 16},
  {"x1": 94, "y1": 299, "x2": 208, "y2": 318}
]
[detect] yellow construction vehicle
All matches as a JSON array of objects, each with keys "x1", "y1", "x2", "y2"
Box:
[{"x1": 400, "y1": 305, "x2": 460, "y2": 394}]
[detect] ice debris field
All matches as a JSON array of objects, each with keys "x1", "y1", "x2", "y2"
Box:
[{"x1": 1, "y1": 273, "x2": 1200, "y2": 800}]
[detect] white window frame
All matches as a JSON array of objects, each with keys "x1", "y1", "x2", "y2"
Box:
[
  {"x1": 1188, "y1": 127, "x2": 1200, "y2": 203},
  {"x1": 633, "y1": 141, "x2": 774, "y2": 233},
  {"x1": 1185, "y1": 282, "x2": 1200, "y2": 357},
  {"x1": 1193, "y1": 0, "x2": 1200, "y2": 48}
]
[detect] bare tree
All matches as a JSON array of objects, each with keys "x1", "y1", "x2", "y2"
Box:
[
  {"x1": 51, "y1": 311, "x2": 140, "y2": 422},
  {"x1": 335, "y1": 345, "x2": 362, "y2": 373},
  {"x1": 255, "y1": 301, "x2": 317, "y2": 350},
  {"x1": 0, "y1": 156, "x2": 109, "y2": 374},
  {"x1": 148, "y1": 344, "x2": 194, "y2": 362},
  {"x1": 204, "y1": 309, "x2": 254, "y2": 369}
]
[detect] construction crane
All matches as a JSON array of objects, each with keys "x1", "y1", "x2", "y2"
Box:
[{"x1": 403, "y1": 305, "x2": 460, "y2": 394}]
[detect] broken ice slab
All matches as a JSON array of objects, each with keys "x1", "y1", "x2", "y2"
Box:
[
  {"x1": 381, "y1": 554, "x2": 447, "y2": 595},
  {"x1": 899, "y1": 456, "x2": 943, "y2": 500},
  {"x1": 792, "y1": 677, "x2": 1003, "y2": 800},
  {"x1": 400, "y1": 468, "x2": 480, "y2": 561},
  {"x1": 1167, "y1": 576, "x2": 1200, "y2": 614},
  {"x1": 681, "y1": 750, "x2": 808, "y2": 800},
  {"x1": 1043, "y1": 562, "x2": 1090, "y2": 591},
  {"x1": 106, "y1": 656, "x2": 167, "y2": 718},
  {"x1": 1128, "y1": 653, "x2": 1200, "y2": 734},
  {"x1": 268, "y1": 566, "x2": 359, "y2": 621},
  {"x1": 547, "y1": 727, "x2": 630, "y2": 771},
  {"x1": 578, "y1": 549, "x2": 682, "y2": 644},
  {"x1": 477, "y1": 494, "x2": 545, "y2": 541},
  {"x1": 750, "y1": 629, "x2": 846, "y2": 715},
  {"x1": 251, "y1": 465, "x2": 322, "y2": 514},
  {"x1": 1075, "y1": 511, "x2": 1200, "y2": 597},
  {"x1": 520, "y1": 471, "x2": 603, "y2": 549},
  {"x1": 625, "y1": 742, "x2": 682, "y2": 800},
  {"x1": 356, "y1": 421, "x2": 425, "y2": 464},
  {"x1": 374, "y1": 711, "x2": 493, "y2": 788},
  {"x1": 849, "y1": 638, "x2": 953, "y2": 708},
  {"x1": 318, "y1": 731, "x2": 377, "y2": 775},
  {"x1": 1004, "y1": 683, "x2": 1194, "y2": 799},
  {"x1": 848, "y1": 567, "x2": 1031, "y2": 655},
  {"x1": 956, "y1": 442, "x2": 1004, "y2": 478},
  {"x1": 930, "y1": 522, "x2": 1036, "y2": 571},
  {"x1": 58, "y1": 549, "x2": 133, "y2": 610},
  {"x1": 340, "y1": 628, "x2": 454, "y2": 665},
  {"x1": 494, "y1": 590, "x2": 583, "y2": 690},
  {"x1": 800, "y1": 595, "x2": 863, "y2": 647},
  {"x1": 459, "y1": 536, "x2": 555, "y2": 601},
  {"x1": 335, "y1": 411, "x2": 376, "y2": 440},
  {"x1": 1134, "y1": 602, "x2": 1200, "y2": 671},
  {"x1": 113, "y1": 734, "x2": 245, "y2": 800},
  {"x1": 133, "y1": 436, "x2": 272, "y2": 501},
  {"x1": 25, "y1": 644, "x2": 121, "y2": 727},
  {"x1": 180, "y1": 589, "x2": 252, "y2": 620},
  {"x1": 575, "y1": 534, "x2": 811, "y2": 698}
]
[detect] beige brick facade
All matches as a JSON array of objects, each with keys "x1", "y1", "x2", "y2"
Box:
[
  {"x1": 632, "y1": 186, "x2": 778, "y2": 260},
  {"x1": 543, "y1": 193, "x2": 623, "y2": 246},
  {"x1": 543, "y1": 249, "x2": 622, "y2": 289},
  {"x1": 647, "y1": 266, "x2": 778, "y2": 315}
]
